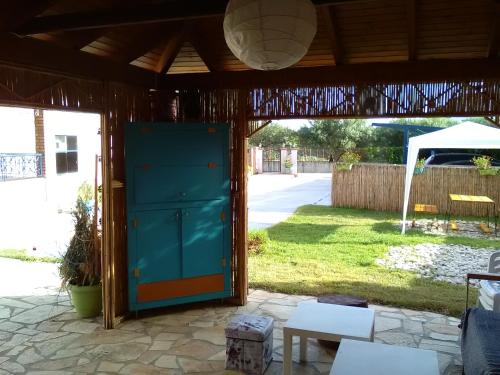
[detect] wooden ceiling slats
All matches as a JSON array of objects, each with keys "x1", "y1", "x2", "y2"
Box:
[
  {"x1": 419, "y1": 46, "x2": 488, "y2": 54},
  {"x1": 167, "y1": 42, "x2": 209, "y2": 75},
  {"x1": 334, "y1": 0, "x2": 404, "y2": 13},
  {"x1": 418, "y1": 52, "x2": 487, "y2": 60},
  {"x1": 419, "y1": 0, "x2": 489, "y2": 11},
  {"x1": 1, "y1": 0, "x2": 497, "y2": 76}
]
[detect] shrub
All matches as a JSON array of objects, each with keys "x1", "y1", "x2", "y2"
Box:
[
  {"x1": 472, "y1": 155, "x2": 492, "y2": 170},
  {"x1": 248, "y1": 230, "x2": 269, "y2": 255},
  {"x1": 416, "y1": 158, "x2": 426, "y2": 169},
  {"x1": 59, "y1": 197, "x2": 101, "y2": 287},
  {"x1": 339, "y1": 150, "x2": 361, "y2": 164}
]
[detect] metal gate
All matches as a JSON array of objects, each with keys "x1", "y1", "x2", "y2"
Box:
[{"x1": 262, "y1": 148, "x2": 281, "y2": 173}]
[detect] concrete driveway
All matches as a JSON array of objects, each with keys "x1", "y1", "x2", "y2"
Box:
[{"x1": 248, "y1": 173, "x2": 331, "y2": 230}]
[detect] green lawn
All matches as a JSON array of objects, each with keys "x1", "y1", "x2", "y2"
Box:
[
  {"x1": 249, "y1": 206, "x2": 500, "y2": 316},
  {"x1": 0, "y1": 249, "x2": 61, "y2": 263}
]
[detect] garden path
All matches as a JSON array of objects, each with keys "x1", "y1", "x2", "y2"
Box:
[{"x1": 248, "y1": 173, "x2": 331, "y2": 230}]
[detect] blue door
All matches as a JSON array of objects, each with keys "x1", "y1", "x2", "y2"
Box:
[{"x1": 126, "y1": 123, "x2": 231, "y2": 312}]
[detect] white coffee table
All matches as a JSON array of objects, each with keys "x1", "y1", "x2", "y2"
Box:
[
  {"x1": 330, "y1": 339, "x2": 439, "y2": 375},
  {"x1": 282, "y1": 302, "x2": 375, "y2": 375}
]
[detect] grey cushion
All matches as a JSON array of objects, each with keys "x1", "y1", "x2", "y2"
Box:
[
  {"x1": 461, "y1": 307, "x2": 500, "y2": 375},
  {"x1": 225, "y1": 314, "x2": 274, "y2": 341}
]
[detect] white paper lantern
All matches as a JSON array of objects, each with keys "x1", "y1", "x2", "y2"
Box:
[{"x1": 223, "y1": 0, "x2": 317, "y2": 71}]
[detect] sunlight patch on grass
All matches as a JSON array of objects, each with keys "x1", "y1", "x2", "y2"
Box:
[{"x1": 249, "y1": 206, "x2": 499, "y2": 316}]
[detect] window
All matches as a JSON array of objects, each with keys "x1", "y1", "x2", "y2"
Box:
[{"x1": 55, "y1": 135, "x2": 78, "y2": 174}]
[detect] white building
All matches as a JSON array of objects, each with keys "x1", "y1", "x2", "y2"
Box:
[{"x1": 0, "y1": 107, "x2": 101, "y2": 256}]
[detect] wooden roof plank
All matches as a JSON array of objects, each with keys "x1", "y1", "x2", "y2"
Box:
[
  {"x1": 0, "y1": 1, "x2": 59, "y2": 31},
  {"x1": 0, "y1": 33, "x2": 157, "y2": 86},
  {"x1": 488, "y1": 2, "x2": 500, "y2": 58},
  {"x1": 407, "y1": 0, "x2": 417, "y2": 60},
  {"x1": 320, "y1": 5, "x2": 343, "y2": 64},
  {"x1": 188, "y1": 28, "x2": 223, "y2": 72},
  {"x1": 12, "y1": 0, "x2": 369, "y2": 35}
]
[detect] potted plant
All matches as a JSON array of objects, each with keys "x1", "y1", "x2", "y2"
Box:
[
  {"x1": 336, "y1": 151, "x2": 361, "y2": 171},
  {"x1": 414, "y1": 158, "x2": 426, "y2": 174},
  {"x1": 472, "y1": 155, "x2": 498, "y2": 176},
  {"x1": 284, "y1": 157, "x2": 293, "y2": 174},
  {"x1": 59, "y1": 197, "x2": 102, "y2": 318}
]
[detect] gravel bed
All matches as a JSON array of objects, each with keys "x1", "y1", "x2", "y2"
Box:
[
  {"x1": 376, "y1": 243, "x2": 499, "y2": 285},
  {"x1": 402, "y1": 219, "x2": 498, "y2": 240}
]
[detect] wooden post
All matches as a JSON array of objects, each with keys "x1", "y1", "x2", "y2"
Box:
[
  {"x1": 100, "y1": 82, "x2": 114, "y2": 329},
  {"x1": 235, "y1": 89, "x2": 248, "y2": 305}
]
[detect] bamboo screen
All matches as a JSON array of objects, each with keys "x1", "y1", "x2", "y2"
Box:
[
  {"x1": 247, "y1": 80, "x2": 500, "y2": 133},
  {"x1": 332, "y1": 163, "x2": 500, "y2": 217}
]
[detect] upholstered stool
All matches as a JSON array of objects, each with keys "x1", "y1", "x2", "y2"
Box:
[{"x1": 225, "y1": 314, "x2": 274, "y2": 374}]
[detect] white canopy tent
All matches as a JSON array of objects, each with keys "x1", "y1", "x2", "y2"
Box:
[{"x1": 401, "y1": 122, "x2": 500, "y2": 234}]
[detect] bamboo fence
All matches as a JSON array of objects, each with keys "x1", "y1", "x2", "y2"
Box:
[{"x1": 332, "y1": 163, "x2": 500, "y2": 217}]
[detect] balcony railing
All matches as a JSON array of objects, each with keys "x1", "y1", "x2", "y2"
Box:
[{"x1": 0, "y1": 153, "x2": 44, "y2": 181}]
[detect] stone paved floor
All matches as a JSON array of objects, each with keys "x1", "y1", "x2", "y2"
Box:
[{"x1": 0, "y1": 289, "x2": 463, "y2": 374}]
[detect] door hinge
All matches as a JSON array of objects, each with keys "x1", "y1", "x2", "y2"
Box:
[
  {"x1": 133, "y1": 268, "x2": 141, "y2": 278},
  {"x1": 132, "y1": 218, "x2": 139, "y2": 229},
  {"x1": 221, "y1": 257, "x2": 227, "y2": 268},
  {"x1": 220, "y1": 212, "x2": 226, "y2": 221},
  {"x1": 208, "y1": 127, "x2": 216, "y2": 133},
  {"x1": 208, "y1": 162, "x2": 217, "y2": 169}
]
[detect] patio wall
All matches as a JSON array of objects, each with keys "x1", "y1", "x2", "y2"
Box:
[
  {"x1": 298, "y1": 161, "x2": 332, "y2": 173},
  {"x1": 332, "y1": 163, "x2": 500, "y2": 217}
]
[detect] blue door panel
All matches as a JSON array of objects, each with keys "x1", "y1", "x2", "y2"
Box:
[
  {"x1": 182, "y1": 206, "x2": 224, "y2": 278},
  {"x1": 135, "y1": 210, "x2": 181, "y2": 284},
  {"x1": 133, "y1": 166, "x2": 226, "y2": 204},
  {"x1": 127, "y1": 129, "x2": 223, "y2": 165}
]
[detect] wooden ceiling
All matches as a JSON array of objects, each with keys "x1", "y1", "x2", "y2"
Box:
[{"x1": 1, "y1": 0, "x2": 499, "y2": 84}]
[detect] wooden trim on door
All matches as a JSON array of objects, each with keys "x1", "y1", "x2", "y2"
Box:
[{"x1": 137, "y1": 274, "x2": 225, "y2": 303}]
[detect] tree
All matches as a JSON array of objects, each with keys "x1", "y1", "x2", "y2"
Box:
[
  {"x1": 249, "y1": 122, "x2": 298, "y2": 148},
  {"x1": 388, "y1": 117, "x2": 459, "y2": 127},
  {"x1": 299, "y1": 119, "x2": 370, "y2": 159}
]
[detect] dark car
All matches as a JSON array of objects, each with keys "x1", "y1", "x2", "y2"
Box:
[{"x1": 424, "y1": 153, "x2": 500, "y2": 166}]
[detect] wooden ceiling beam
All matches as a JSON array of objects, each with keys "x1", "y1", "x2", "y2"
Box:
[
  {"x1": 155, "y1": 25, "x2": 191, "y2": 75},
  {"x1": 120, "y1": 25, "x2": 185, "y2": 64},
  {"x1": 13, "y1": 0, "x2": 377, "y2": 35},
  {"x1": 0, "y1": 33, "x2": 158, "y2": 87},
  {"x1": 33, "y1": 29, "x2": 107, "y2": 50},
  {"x1": 14, "y1": 0, "x2": 228, "y2": 35},
  {"x1": 160, "y1": 59, "x2": 500, "y2": 89},
  {"x1": 188, "y1": 28, "x2": 223, "y2": 72},
  {"x1": 320, "y1": 5, "x2": 342, "y2": 64},
  {"x1": 407, "y1": 0, "x2": 417, "y2": 60}
]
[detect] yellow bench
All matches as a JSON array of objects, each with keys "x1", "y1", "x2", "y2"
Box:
[
  {"x1": 414, "y1": 204, "x2": 438, "y2": 214},
  {"x1": 412, "y1": 204, "x2": 439, "y2": 228},
  {"x1": 479, "y1": 223, "x2": 493, "y2": 234}
]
